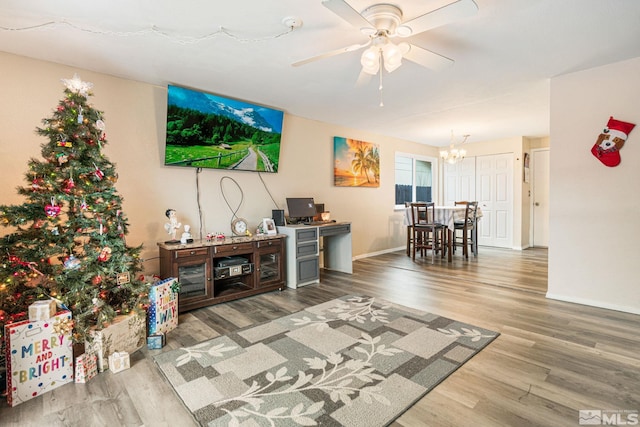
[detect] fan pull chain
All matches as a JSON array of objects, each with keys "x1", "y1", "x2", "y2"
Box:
[{"x1": 379, "y1": 54, "x2": 384, "y2": 107}]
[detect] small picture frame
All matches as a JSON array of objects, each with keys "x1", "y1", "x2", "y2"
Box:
[{"x1": 262, "y1": 218, "x2": 277, "y2": 235}]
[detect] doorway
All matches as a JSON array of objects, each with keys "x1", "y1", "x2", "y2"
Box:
[{"x1": 531, "y1": 149, "x2": 550, "y2": 247}]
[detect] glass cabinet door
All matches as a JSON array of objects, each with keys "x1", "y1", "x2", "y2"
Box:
[
  {"x1": 174, "y1": 255, "x2": 211, "y2": 301},
  {"x1": 256, "y1": 240, "x2": 283, "y2": 287}
]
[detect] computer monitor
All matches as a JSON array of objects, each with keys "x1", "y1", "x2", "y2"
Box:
[{"x1": 286, "y1": 198, "x2": 316, "y2": 223}]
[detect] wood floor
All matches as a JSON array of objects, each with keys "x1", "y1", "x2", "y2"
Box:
[{"x1": 2, "y1": 247, "x2": 639, "y2": 426}]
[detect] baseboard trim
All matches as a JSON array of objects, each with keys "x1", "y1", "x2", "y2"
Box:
[
  {"x1": 545, "y1": 292, "x2": 640, "y2": 315},
  {"x1": 353, "y1": 246, "x2": 406, "y2": 260}
]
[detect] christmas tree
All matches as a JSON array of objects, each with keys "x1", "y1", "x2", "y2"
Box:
[{"x1": 0, "y1": 74, "x2": 148, "y2": 343}]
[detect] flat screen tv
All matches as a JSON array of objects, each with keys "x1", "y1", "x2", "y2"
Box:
[{"x1": 164, "y1": 84, "x2": 284, "y2": 173}]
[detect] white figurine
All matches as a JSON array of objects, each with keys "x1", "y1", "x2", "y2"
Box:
[
  {"x1": 180, "y1": 225, "x2": 193, "y2": 244},
  {"x1": 164, "y1": 209, "x2": 181, "y2": 241}
]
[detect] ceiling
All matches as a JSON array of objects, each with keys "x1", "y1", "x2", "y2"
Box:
[{"x1": 2, "y1": 0, "x2": 640, "y2": 147}]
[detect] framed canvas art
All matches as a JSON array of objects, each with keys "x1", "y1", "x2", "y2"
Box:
[{"x1": 333, "y1": 137, "x2": 380, "y2": 187}]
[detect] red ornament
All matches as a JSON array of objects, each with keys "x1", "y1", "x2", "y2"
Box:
[
  {"x1": 98, "y1": 246, "x2": 112, "y2": 262},
  {"x1": 92, "y1": 275, "x2": 103, "y2": 285},
  {"x1": 32, "y1": 177, "x2": 44, "y2": 190},
  {"x1": 63, "y1": 178, "x2": 75, "y2": 193},
  {"x1": 45, "y1": 203, "x2": 61, "y2": 218},
  {"x1": 94, "y1": 164, "x2": 104, "y2": 180}
]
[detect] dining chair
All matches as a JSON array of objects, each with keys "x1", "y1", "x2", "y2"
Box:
[
  {"x1": 409, "y1": 202, "x2": 446, "y2": 263},
  {"x1": 452, "y1": 201, "x2": 478, "y2": 258}
]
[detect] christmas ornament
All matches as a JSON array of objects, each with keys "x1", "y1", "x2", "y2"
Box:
[
  {"x1": 77, "y1": 106, "x2": 84, "y2": 124},
  {"x1": 64, "y1": 255, "x2": 81, "y2": 270},
  {"x1": 63, "y1": 176, "x2": 75, "y2": 194},
  {"x1": 61, "y1": 73, "x2": 93, "y2": 97},
  {"x1": 116, "y1": 272, "x2": 130, "y2": 285},
  {"x1": 31, "y1": 177, "x2": 44, "y2": 190},
  {"x1": 93, "y1": 163, "x2": 104, "y2": 180},
  {"x1": 56, "y1": 153, "x2": 69, "y2": 165},
  {"x1": 98, "y1": 246, "x2": 112, "y2": 262},
  {"x1": 92, "y1": 275, "x2": 103, "y2": 285},
  {"x1": 591, "y1": 116, "x2": 636, "y2": 167},
  {"x1": 45, "y1": 198, "x2": 60, "y2": 218},
  {"x1": 57, "y1": 134, "x2": 72, "y2": 148}
]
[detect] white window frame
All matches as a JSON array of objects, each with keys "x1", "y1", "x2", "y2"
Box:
[{"x1": 394, "y1": 152, "x2": 439, "y2": 210}]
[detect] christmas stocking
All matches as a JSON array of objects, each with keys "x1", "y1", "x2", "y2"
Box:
[{"x1": 591, "y1": 116, "x2": 635, "y2": 167}]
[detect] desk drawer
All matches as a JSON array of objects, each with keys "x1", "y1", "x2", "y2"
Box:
[
  {"x1": 319, "y1": 224, "x2": 350, "y2": 236},
  {"x1": 296, "y1": 228, "x2": 318, "y2": 242},
  {"x1": 296, "y1": 241, "x2": 318, "y2": 258},
  {"x1": 213, "y1": 242, "x2": 253, "y2": 256}
]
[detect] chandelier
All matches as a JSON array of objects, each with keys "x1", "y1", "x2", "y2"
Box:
[{"x1": 440, "y1": 132, "x2": 470, "y2": 164}]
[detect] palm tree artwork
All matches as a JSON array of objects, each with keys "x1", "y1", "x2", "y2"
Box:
[{"x1": 333, "y1": 137, "x2": 380, "y2": 187}]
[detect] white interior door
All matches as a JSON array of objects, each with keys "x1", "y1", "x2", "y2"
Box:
[
  {"x1": 443, "y1": 157, "x2": 476, "y2": 206},
  {"x1": 476, "y1": 153, "x2": 513, "y2": 248},
  {"x1": 532, "y1": 149, "x2": 550, "y2": 247}
]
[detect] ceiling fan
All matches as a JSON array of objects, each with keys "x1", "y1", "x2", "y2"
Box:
[{"x1": 292, "y1": 0, "x2": 478, "y2": 75}]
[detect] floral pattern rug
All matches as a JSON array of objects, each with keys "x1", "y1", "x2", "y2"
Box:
[{"x1": 154, "y1": 295, "x2": 499, "y2": 426}]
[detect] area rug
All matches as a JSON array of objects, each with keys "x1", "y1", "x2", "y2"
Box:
[{"x1": 154, "y1": 295, "x2": 499, "y2": 426}]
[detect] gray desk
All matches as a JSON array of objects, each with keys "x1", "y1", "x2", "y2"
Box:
[{"x1": 279, "y1": 222, "x2": 352, "y2": 289}]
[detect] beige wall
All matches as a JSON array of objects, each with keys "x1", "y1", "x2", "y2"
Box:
[
  {"x1": 548, "y1": 56, "x2": 640, "y2": 314},
  {"x1": 0, "y1": 52, "x2": 440, "y2": 275}
]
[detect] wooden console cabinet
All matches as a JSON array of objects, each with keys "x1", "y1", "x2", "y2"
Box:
[{"x1": 158, "y1": 235, "x2": 285, "y2": 313}]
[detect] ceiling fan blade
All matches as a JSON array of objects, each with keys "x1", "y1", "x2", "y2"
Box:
[
  {"x1": 322, "y1": 0, "x2": 375, "y2": 31},
  {"x1": 403, "y1": 44, "x2": 454, "y2": 71},
  {"x1": 399, "y1": 0, "x2": 478, "y2": 37},
  {"x1": 292, "y1": 41, "x2": 370, "y2": 67}
]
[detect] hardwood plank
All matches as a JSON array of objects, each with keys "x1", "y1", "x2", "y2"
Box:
[{"x1": 1, "y1": 247, "x2": 639, "y2": 427}]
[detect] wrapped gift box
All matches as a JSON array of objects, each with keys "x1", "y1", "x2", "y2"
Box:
[
  {"x1": 108, "y1": 351, "x2": 130, "y2": 373},
  {"x1": 148, "y1": 277, "x2": 179, "y2": 335},
  {"x1": 85, "y1": 312, "x2": 145, "y2": 372},
  {"x1": 4, "y1": 311, "x2": 74, "y2": 407},
  {"x1": 28, "y1": 299, "x2": 57, "y2": 322},
  {"x1": 147, "y1": 333, "x2": 166, "y2": 349},
  {"x1": 74, "y1": 352, "x2": 97, "y2": 383}
]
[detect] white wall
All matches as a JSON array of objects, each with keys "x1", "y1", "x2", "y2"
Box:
[{"x1": 548, "y1": 56, "x2": 640, "y2": 314}]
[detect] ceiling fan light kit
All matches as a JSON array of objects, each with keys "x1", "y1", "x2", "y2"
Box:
[{"x1": 293, "y1": 0, "x2": 478, "y2": 104}]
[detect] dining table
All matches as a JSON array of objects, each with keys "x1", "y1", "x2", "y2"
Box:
[{"x1": 404, "y1": 204, "x2": 482, "y2": 262}]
